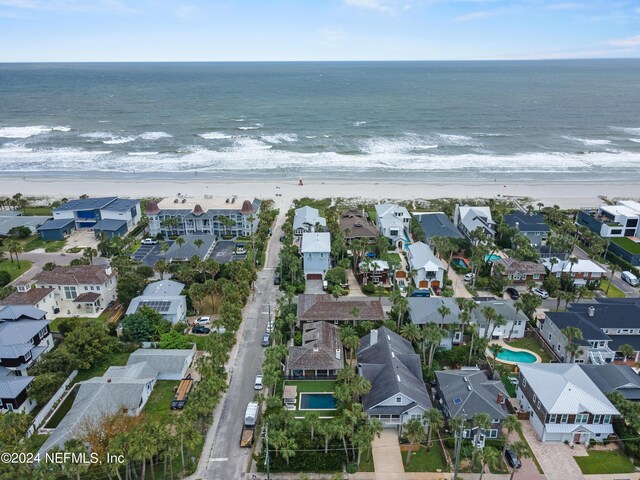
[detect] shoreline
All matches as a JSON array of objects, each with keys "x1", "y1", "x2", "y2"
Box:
[{"x1": 2, "y1": 175, "x2": 639, "y2": 209}]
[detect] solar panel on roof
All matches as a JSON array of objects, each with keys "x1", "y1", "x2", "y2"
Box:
[
  {"x1": 453, "y1": 396, "x2": 462, "y2": 406},
  {"x1": 139, "y1": 300, "x2": 171, "y2": 312}
]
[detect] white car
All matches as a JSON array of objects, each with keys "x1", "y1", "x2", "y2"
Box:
[
  {"x1": 254, "y1": 374, "x2": 263, "y2": 390},
  {"x1": 621, "y1": 271, "x2": 639, "y2": 287},
  {"x1": 532, "y1": 288, "x2": 549, "y2": 299},
  {"x1": 195, "y1": 316, "x2": 211, "y2": 325},
  {"x1": 265, "y1": 321, "x2": 274, "y2": 334},
  {"x1": 141, "y1": 238, "x2": 158, "y2": 245},
  {"x1": 463, "y1": 273, "x2": 475, "y2": 282}
]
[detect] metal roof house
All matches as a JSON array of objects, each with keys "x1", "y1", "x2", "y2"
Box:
[
  {"x1": 454, "y1": 205, "x2": 496, "y2": 241},
  {"x1": 0, "y1": 215, "x2": 51, "y2": 238},
  {"x1": 357, "y1": 327, "x2": 431, "y2": 431},
  {"x1": 293, "y1": 206, "x2": 326, "y2": 240},
  {"x1": 126, "y1": 280, "x2": 187, "y2": 324},
  {"x1": 407, "y1": 241, "x2": 446, "y2": 290},
  {"x1": 301, "y1": 232, "x2": 331, "y2": 280},
  {"x1": 52, "y1": 197, "x2": 141, "y2": 235},
  {"x1": 435, "y1": 367, "x2": 509, "y2": 444},
  {"x1": 516, "y1": 363, "x2": 619, "y2": 444},
  {"x1": 37, "y1": 218, "x2": 76, "y2": 241},
  {"x1": 407, "y1": 297, "x2": 461, "y2": 348},
  {"x1": 374, "y1": 203, "x2": 412, "y2": 249}
]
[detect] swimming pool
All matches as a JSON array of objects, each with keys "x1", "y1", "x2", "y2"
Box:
[
  {"x1": 403, "y1": 230, "x2": 412, "y2": 250},
  {"x1": 496, "y1": 347, "x2": 537, "y2": 363},
  {"x1": 452, "y1": 258, "x2": 470, "y2": 269},
  {"x1": 299, "y1": 392, "x2": 337, "y2": 410},
  {"x1": 485, "y1": 254, "x2": 501, "y2": 263}
]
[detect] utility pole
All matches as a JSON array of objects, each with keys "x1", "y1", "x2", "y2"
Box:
[
  {"x1": 453, "y1": 412, "x2": 466, "y2": 480},
  {"x1": 264, "y1": 423, "x2": 270, "y2": 480}
]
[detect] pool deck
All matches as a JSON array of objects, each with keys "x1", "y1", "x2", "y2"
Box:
[{"x1": 487, "y1": 339, "x2": 542, "y2": 365}]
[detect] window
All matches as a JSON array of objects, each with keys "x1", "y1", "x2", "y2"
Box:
[
  {"x1": 64, "y1": 286, "x2": 77, "y2": 300},
  {"x1": 487, "y1": 429, "x2": 498, "y2": 438},
  {"x1": 533, "y1": 274, "x2": 540, "y2": 279},
  {"x1": 492, "y1": 418, "x2": 500, "y2": 424},
  {"x1": 537, "y1": 400, "x2": 541, "y2": 409},
  {"x1": 84, "y1": 286, "x2": 88, "y2": 291},
  {"x1": 463, "y1": 429, "x2": 471, "y2": 439},
  {"x1": 395, "y1": 397, "x2": 402, "y2": 403},
  {"x1": 548, "y1": 334, "x2": 552, "y2": 340},
  {"x1": 593, "y1": 415, "x2": 602, "y2": 424},
  {"x1": 557, "y1": 344, "x2": 561, "y2": 352},
  {"x1": 561, "y1": 414, "x2": 569, "y2": 424},
  {"x1": 549, "y1": 414, "x2": 558, "y2": 423},
  {"x1": 604, "y1": 415, "x2": 612, "y2": 424},
  {"x1": 576, "y1": 414, "x2": 589, "y2": 424},
  {"x1": 24, "y1": 350, "x2": 32, "y2": 362},
  {"x1": 522, "y1": 378, "x2": 527, "y2": 387},
  {"x1": 410, "y1": 414, "x2": 421, "y2": 421}
]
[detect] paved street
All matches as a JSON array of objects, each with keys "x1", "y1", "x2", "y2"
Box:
[
  {"x1": 194, "y1": 208, "x2": 286, "y2": 480},
  {"x1": 573, "y1": 245, "x2": 639, "y2": 298}
]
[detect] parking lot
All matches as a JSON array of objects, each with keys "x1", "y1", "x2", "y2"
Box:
[
  {"x1": 209, "y1": 240, "x2": 237, "y2": 264},
  {"x1": 131, "y1": 241, "x2": 172, "y2": 267}
]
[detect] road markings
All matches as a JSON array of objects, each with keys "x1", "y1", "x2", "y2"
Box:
[{"x1": 209, "y1": 457, "x2": 229, "y2": 462}]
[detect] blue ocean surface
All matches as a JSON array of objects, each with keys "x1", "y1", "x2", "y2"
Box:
[{"x1": 0, "y1": 60, "x2": 639, "y2": 181}]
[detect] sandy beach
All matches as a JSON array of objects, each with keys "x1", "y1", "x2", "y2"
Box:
[{"x1": 2, "y1": 176, "x2": 638, "y2": 209}]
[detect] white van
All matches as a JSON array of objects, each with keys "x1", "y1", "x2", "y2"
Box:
[{"x1": 621, "y1": 271, "x2": 639, "y2": 287}]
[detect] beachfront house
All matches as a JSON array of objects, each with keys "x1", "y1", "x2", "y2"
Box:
[
  {"x1": 29, "y1": 264, "x2": 118, "y2": 318},
  {"x1": 493, "y1": 258, "x2": 546, "y2": 287},
  {"x1": 454, "y1": 205, "x2": 496, "y2": 242},
  {"x1": 435, "y1": 367, "x2": 509, "y2": 445},
  {"x1": 285, "y1": 321, "x2": 343, "y2": 379},
  {"x1": 503, "y1": 211, "x2": 550, "y2": 247},
  {"x1": 540, "y1": 299, "x2": 640, "y2": 365},
  {"x1": 578, "y1": 200, "x2": 640, "y2": 239},
  {"x1": 51, "y1": 197, "x2": 141, "y2": 233},
  {"x1": 413, "y1": 212, "x2": 464, "y2": 246},
  {"x1": 543, "y1": 258, "x2": 606, "y2": 286},
  {"x1": 126, "y1": 280, "x2": 187, "y2": 324},
  {"x1": 516, "y1": 363, "x2": 619, "y2": 444},
  {"x1": 374, "y1": 203, "x2": 412, "y2": 249},
  {"x1": 146, "y1": 197, "x2": 260, "y2": 238},
  {"x1": 357, "y1": 327, "x2": 432, "y2": 431},
  {"x1": 406, "y1": 241, "x2": 446, "y2": 291},
  {"x1": 0, "y1": 213, "x2": 51, "y2": 239},
  {"x1": 297, "y1": 294, "x2": 385, "y2": 327},
  {"x1": 339, "y1": 209, "x2": 378, "y2": 244},
  {"x1": 293, "y1": 206, "x2": 326, "y2": 241},
  {"x1": 301, "y1": 232, "x2": 331, "y2": 280}
]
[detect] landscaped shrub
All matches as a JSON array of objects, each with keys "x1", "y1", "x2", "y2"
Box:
[
  {"x1": 362, "y1": 282, "x2": 375, "y2": 294},
  {"x1": 0, "y1": 270, "x2": 10, "y2": 287}
]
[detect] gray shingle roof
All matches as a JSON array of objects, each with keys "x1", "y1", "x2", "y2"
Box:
[
  {"x1": 142, "y1": 280, "x2": 185, "y2": 297},
  {"x1": 93, "y1": 219, "x2": 128, "y2": 231},
  {"x1": 339, "y1": 209, "x2": 378, "y2": 239},
  {"x1": 0, "y1": 287, "x2": 54, "y2": 307},
  {"x1": 36, "y1": 218, "x2": 76, "y2": 231},
  {"x1": 503, "y1": 211, "x2": 550, "y2": 233},
  {"x1": 101, "y1": 198, "x2": 140, "y2": 213},
  {"x1": 435, "y1": 368, "x2": 509, "y2": 420},
  {"x1": 0, "y1": 216, "x2": 51, "y2": 236},
  {"x1": 472, "y1": 300, "x2": 529, "y2": 328},
  {"x1": 415, "y1": 213, "x2": 464, "y2": 240},
  {"x1": 126, "y1": 348, "x2": 193, "y2": 375},
  {"x1": 357, "y1": 327, "x2": 431, "y2": 414},
  {"x1": 294, "y1": 206, "x2": 326, "y2": 232},
  {"x1": 495, "y1": 258, "x2": 546, "y2": 276},
  {"x1": 32, "y1": 265, "x2": 116, "y2": 286},
  {"x1": 408, "y1": 297, "x2": 461, "y2": 325},
  {"x1": 579, "y1": 364, "x2": 640, "y2": 401}
]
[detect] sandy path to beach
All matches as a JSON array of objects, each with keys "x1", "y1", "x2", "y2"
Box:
[{"x1": 2, "y1": 176, "x2": 638, "y2": 209}]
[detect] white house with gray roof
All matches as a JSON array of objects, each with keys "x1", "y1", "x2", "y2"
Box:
[
  {"x1": 39, "y1": 348, "x2": 194, "y2": 455},
  {"x1": 516, "y1": 363, "x2": 619, "y2": 444},
  {"x1": 472, "y1": 300, "x2": 527, "y2": 340},
  {"x1": 293, "y1": 206, "x2": 326, "y2": 241},
  {"x1": 407, "y1": 242, "x2": 446, "y2": 291},
  {"x1": 357, "y1": 327, "x2": 431, "y2": 432},
  {"x1": 454, "y1": 205, "x2": 496, "y2": 241},
  {"x1": 126, "y1": 280, "x2": 187, "y2": 324},
  {"x1": 407, "y1": 297, "x2": 462, "y2": 348},
  {"x1": 301, "y1": 232, "x2": 331, "y2": 280},
  {"x1": 374, "y1": 204, "x2": 412, "y2": 249},
  {"x1": 435, "y1": 367, "x2": 509, "y2": 445}
]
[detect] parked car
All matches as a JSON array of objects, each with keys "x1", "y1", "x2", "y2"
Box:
[
  {"x1": 505, "y1": 449, "x2": 522, "y2": 469},
  {"x1": 192, "y1": 325, "x2": 210, "y2": 335},
  {"x1": 211, "y1": 326, "x2": 226, "y2": 334},
  {"x1": 432, "y1": 286, "x2": 442, "y2": 296},
  {"x1": 195, "y1": 316, "x2": 211, "y2": 325},
  {"x1": 265, "y1": 321, "x2": 274, "y2": 334},
  {"x1": 261, "y1": 333, "x2": 271, "y2": 347},
  {"x1": 397, "y1": 279, "x2": 407, "y2": 296},
  {"x1": 622, "y1": 271, "x2": 639, "y2": 287},
  {"x1": 506, "y1": 287, "x2": 520, "y2": 300},
  {"x1": 323, "y1": 280, "x2": 328, "y2": 291},
  {"x1": 235, "y1": 243, "x2": 247, "y2": 255},
  {"x1": 254, "y1": 374, "x2": 263, "y2": 390},
  {"x1": 463, "y1": 273, "x2": 475, "y2": 282},
  {"x1": 141, "y1": 238, "x2": 158, "y2": 245},
  {"x1": 532, "y1": 287, "x2": 549, "y2": 299},
  {"x1": 274, "y1": 274, "x2": 281, "y2": 286},
  {"x1": 279, "y1": 235, "x2": 285, "y2": 242}
]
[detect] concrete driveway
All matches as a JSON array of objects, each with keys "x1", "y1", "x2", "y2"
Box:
[
  {"x1": 521, "y1": 419, "x2": 585, "y2": 480},
  {"x1": 305, "y1": 279, "x2": 325, "y2": 294},
  {"x1": 448, "y1": 266, "x2": 473, "y2": 298},
  {"x1": 346, "y1": 268, "x2": 366, "y2": 297},
  {"x1": 372, "y1": 429, "x2": 405, "y2": 480}
]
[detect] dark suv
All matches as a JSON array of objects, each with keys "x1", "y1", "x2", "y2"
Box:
[
  {"x1": 505, "y1": 287, "x2": 520, "y2": 300},
  {"x1": 505, "y1": 449, "x2": 522, "y2": 469}
]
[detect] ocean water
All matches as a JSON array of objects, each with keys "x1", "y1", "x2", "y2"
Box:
[{"x1": 1, "y1": 60, "x2": 639, "y2": 181}]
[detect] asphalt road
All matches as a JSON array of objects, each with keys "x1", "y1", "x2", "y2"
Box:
[
  {"x1": 572, "y1": 245, "x2": 639, "y2": 298},
  {"x1": 201, "y1": 210, "x2": 285, "y2": 480}
]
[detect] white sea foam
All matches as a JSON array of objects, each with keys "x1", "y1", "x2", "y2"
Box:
[
  {"x1": 436, "y1": 133, "x2": 478, "y2": 146},
  {"x1": 610, "y1": 126, "x2": 640, "y2": 136},
  {"x1": 305, "y1": 135, "x2": 318, "y2": 139},
  {"x1": 354, "y1": 121, "x2": 367, "y2": 126},
  {"x1": 232, "y1": 118, "x2": 245, "y2": 122},
  {"x1": 128, "y1": 152, "x2": 159, "y2": 156},
  {"x1": 103, "y1": 136, "x2": 136, "y2": 145},
  {"x1": 80, "y1": 131, "x2": 113, "y2": 139},
  {"x1": 629, "y1": 139, "x2": 640, "y2": 144},
  {"x1": 562, "y1": 136, "x2": 611, "y2": 146},
  {"x1": 238, "y1": 126, "x2": 260, "y2": 130},
  {"x1": 261, "y1": 133, "x2": 298, "y2": 144},
  {"x1": 139, "y1": 131, "x2": 172, "y2": 140},
  {"x1": 0, "y1": 126, "x2": 69, "y2": 138},
  {"x1": 199, "y1": 132, "x2": 232, "y2": 140}
]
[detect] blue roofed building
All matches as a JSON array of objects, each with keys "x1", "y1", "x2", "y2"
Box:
[
  {"x1": 37, "y1": 218, "x2": 76, "y2": 241},
  {"x1": 51, "y1": 197, "x2": 141, "y2": 236},
  {"x1": 413, "y1": 212, "x2": 464, "y2": 246},
  {"x1": 503, "y1": 211, "x2": 550, "y2": 248},
  {"x1": 93, "y1": 219, "x2": 129, "y2": 239}
]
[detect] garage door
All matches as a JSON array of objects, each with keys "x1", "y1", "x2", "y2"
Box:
[
  {"x1": 307, "y1": 274, "x2": 323, "y2": 280},
  {"x1": 418, "y1": 280, "x2": 429, "y2": 288}
]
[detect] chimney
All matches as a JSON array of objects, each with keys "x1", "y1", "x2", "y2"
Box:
[
  {"x1": 313, "y1": 345, "x2": 319, "y2": 352},
  {"x1": 587, "y1": 306, "x2": 595, "y2": 317},
  {"x1": 335, "y1": 348, "x2": 341, "y2": 360},
  {"x1": 105, "y1": 266, "x2": 112, "y2": 276},
  {"x1": 107, "y1": 378, "x2": 112, "y2": 383},
  {"x1": 515, "y1": 221, "x2": 520, "y2": 229},
  {"x1": 370, "y1": 329, "x2": 378, "y2": 346},
  {"x1": 497, "y1": 392, "x2": 503, "y2": 404}
]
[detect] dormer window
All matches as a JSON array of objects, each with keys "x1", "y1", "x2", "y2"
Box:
[{"x1": 396, "y1": 396, "x2": 402, "y2": 403}]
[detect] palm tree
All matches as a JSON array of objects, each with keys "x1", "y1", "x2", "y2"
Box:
[
  {"x1": 477, "y1": 446, "x2": 500, "y2": 480},
  {"x1": 424, "y1": 323, "x2": 445, "y2": 369},
  {"x1": 481, "y1": 306, "x2": 497, "y2": 340},
  {"x1": 83, "y1": 247, "x2": 98, "y2": 265},
  {"x1": 507, "y1": 441, "x2": 530, "y2": 480},
  {"x1": 489, "y1": 314, "x2": 507, "y2": 340},
  {"x1": 468, "y1": 323, "x2": 480, "y2": 365},
  {"x1": 306, "y1": 411, "x2": 321, "y2": 441},
  {"x1": 155, "y1": 259, "x2": 168, "y2": 280},
  {"x1": 400, "y1": 322, "x2": 422, "y2": 347},
  {"x1": 425, "y1": 408, "x2": 444, "y2": 448},
  {"x1": 500, "y1": 415, "x2": 522, "y2": 462},
  {"x1": 437, "y1": 304, "x2": 451, "y2": 328},
  {"x1": 508, "y1": 300, "x2": 525, "y2": 340},
  {"x1": 344, "y1": 334, "x2": 360, "y2": 364},
  {"x1": 403, "y1": 418, "x2": 426, "y2": 467},
  {"x1": 564, "y1": 256, "x2": 579, "y2": 291},
  {"x1": 194, "y1": 237, "x2": 204, "y2": 257},
  {"x1": 565, "y1": 342, "x2": 583, "y2": 363},
  {"x1": 280, "y1": 437, "x2": 298, "y2": 466},
  {"x1": 471, "y1": 413, "x2": 492, "y2": 449},
  {"x1": 175, "y1": 236, "x2": 186, "y2": 260},
  {"x1": 349, "y1": 305, "x2": 361, "y2": 327},
  {"x1": 489, "y1": 343, "x2": 504, "y2": 372},
  {"x1": 619, "y1": 344, "x2": 635, "y2": 364},
  {"x1": 5, "y1": 239, "x2": 23, "y2": 267},
  {"x1": 606, "y1": 264, "x2": 619, "y2": 295}
]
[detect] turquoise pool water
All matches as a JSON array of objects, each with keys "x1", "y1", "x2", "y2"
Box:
[
  {"x1": 496, "y1": 347, "x2": 537, "y2": 363},
  {"x1": 452, "y1": 258, "x2": 470, "y2": 268},
  {"x1": 300, "y1": 393, "x2": 337, "y2": 410},
  {"x1": 485, "y1": 254, "x2": 501, "y2": 262}
]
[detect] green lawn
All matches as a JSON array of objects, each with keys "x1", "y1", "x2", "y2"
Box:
[
  {"x1": 574, "y1": 450, "x2": 635, "y2": 474},
  {"x1": 285, "y1": 380, "x2": 337, "y2": 392},
  {"x1": 44, "y1": 385, "x2": 79, "y2": 428},
  {"x1": 24, "y1": 206, "x2": 53, "y2": 216},
  {"x1": 501, "y1": 373, "x2": 518, "y2": 397},
  {"x1": 143, "y1": 380, "x2": 181, "y2": 424},
  {"x1": 23, "y1": 236, "x2": 66, "y2": 253},
  {"x1": 600, "y1": 278, "x2": 626, "y2": 298},
  {"x1": 506, "y1": 337, "x2": 552, "y2": 363},
  {"x1": 0, "y1": 259, "x2": 32, "y2": 281},
  {"x1": 73, "y1": 351, "x2": 132, "y2": 383},
  {"x1": 367, "y1": 208, "x2": 377, "y2": 222},
  {"x1": 359, "y1": 449, "x2": 375, "y2": 472},
  {"x1": 382, "y1": 252, "x2": 402, "y2": 264},
  {"x1": 402, "y1": 443, "x2": 449, "y2": 473},
  {"x1": 611, "y1": 237, "x2": 640, "y2": 254}
]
